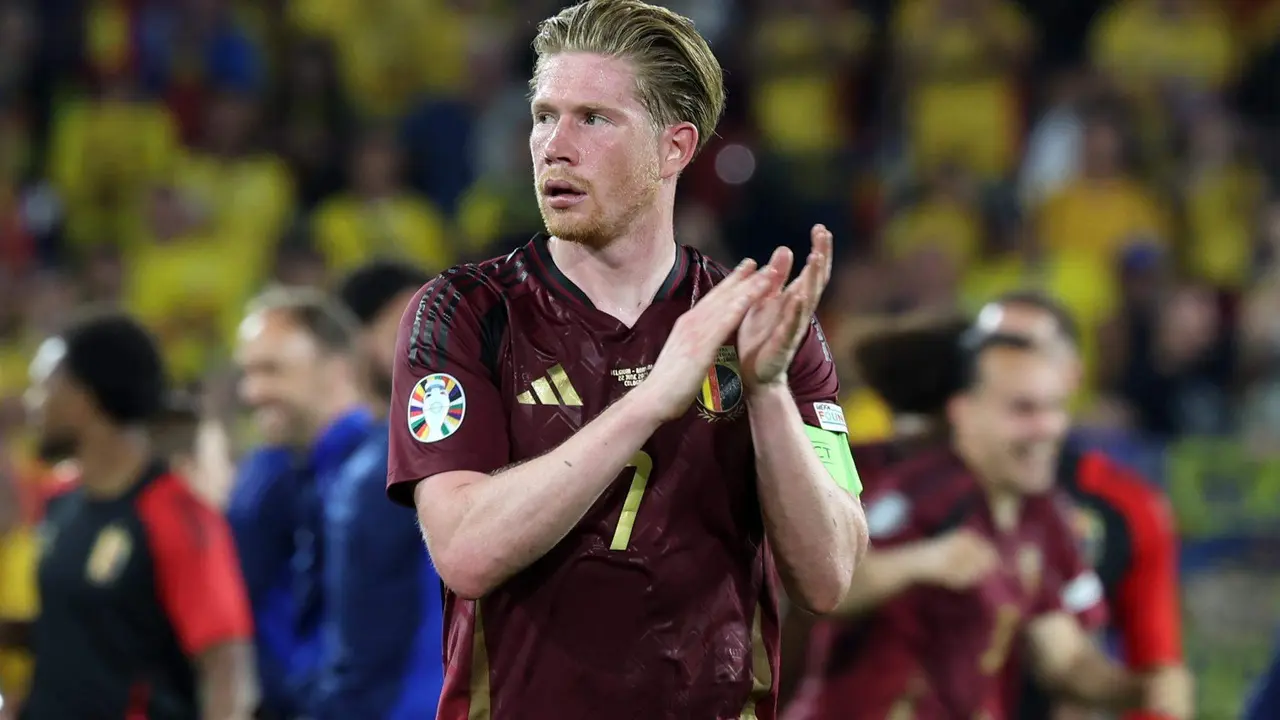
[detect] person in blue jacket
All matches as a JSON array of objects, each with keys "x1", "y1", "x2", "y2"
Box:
[
  {"x1": 314, "y1": 261, "x2": 444, "y2": 719},
  {"x1": 227, "y1": 288, "x2": 374, "y2": 719}
]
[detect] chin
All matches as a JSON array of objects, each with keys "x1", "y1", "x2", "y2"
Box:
[{"x1": 543, "y1": 214, "x2": 610, "y2": 247}]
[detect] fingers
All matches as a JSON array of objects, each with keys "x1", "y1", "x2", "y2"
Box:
[
  {"x1": 811, "y1": 224, "x2": 834, "y2": 288},
  {"x1": 774, "y1": 288, "x2": 809, "y2": 354},
  {"x1": 762, "y1": 246, "x2": 793, "y2": 297}
]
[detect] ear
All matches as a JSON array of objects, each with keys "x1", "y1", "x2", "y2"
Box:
[{"x1": 660, "y1": 121, "x2": 699, "y2": 179}]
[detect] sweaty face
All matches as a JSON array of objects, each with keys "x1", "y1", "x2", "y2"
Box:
[
  {"x1": 25, "y1": 338, "x2": 87, "y2": 462},
  {"x1": 529, "y1": 52, "x2": 663, "y2": 247},
  {"x1": 236, "y1": 310, "x2": 328, "y2": 446},
  {"x1": 957, "y1": 348, "x2": 1071, "y2": 495}
]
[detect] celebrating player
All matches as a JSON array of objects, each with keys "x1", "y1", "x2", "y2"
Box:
[
  {"x1": 805, "y1": 332, "x2": 1179, "y2": 718},
  {"x1": 18, "y1": 312, "x2": 256, "y2": 719},
  {"x1": 786, "y1": 295, "x2": 1190, "y2": 719},
  {"x1": 973, "y1": 293, "x2": 1189, "y2": 720},
  {"x1": 386, "y1": 1, "x2": 867, "y2": 717}
]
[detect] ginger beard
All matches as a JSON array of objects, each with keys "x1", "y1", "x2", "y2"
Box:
[{"x1": 535, "y1": 149, "x2": 661, "y2": 248}]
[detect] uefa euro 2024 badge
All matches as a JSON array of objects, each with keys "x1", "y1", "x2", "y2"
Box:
[{"x1": 407, "y1": 373, "x2": 466, "y2": 443}]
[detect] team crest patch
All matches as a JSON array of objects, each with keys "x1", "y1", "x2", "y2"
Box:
[
  {"x1": 407, "y1": 373, "x2": 466, "y2": 443},
  {"x1": 86, "y1": 524, "x2": 132, "y2": 585},
  {"x1": 697, "y1": 346, "x2": 745, "y2": 422}
]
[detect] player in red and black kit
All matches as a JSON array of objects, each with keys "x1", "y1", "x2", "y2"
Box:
[
  {"x1": 385, "y1": 2, "x2": 868, "y2": 718},
  {"x1": 14, "y1": 312, "x2": 256, "y2": 720},
  {"x1": 791, "y1": 332, "x2": 1178, "y2": 719},
  {"x1": 971, "y1": 294, "x2": 1190, "y2": 720}
]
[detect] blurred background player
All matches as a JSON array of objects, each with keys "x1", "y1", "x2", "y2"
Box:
[
  {"x1": 16, "y1": 311, "x2": 256, "y2": 719},
  {"x1": 316, "y1": 260, "x2": 443, "y2": 718},
  {"x1": 796, "y1": 332, "x2": 1182, "y2": 719},
  {"x1": 227, "y1": 288, "x2": 372, "y2": 719},
  {"x1": 388, "y1": 1, "x2": 865, "y2": 717},
  {"x1": 785, "y1": 295, "x2": 1189, "y2": 719},
  {"x1": 977, "y1": 293, "x2": 1189, "y2": 720}
]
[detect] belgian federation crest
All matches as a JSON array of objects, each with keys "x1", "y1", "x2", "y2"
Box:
[
  {"x1": 86, "y1": 524, "x2": 132, "y2": 585},
  {"x1": 407, "y1": 373, "x2": 466, "y2": 443},
  {"x1": 697, "y1": 347, "x2": 745, "y2": 422}
]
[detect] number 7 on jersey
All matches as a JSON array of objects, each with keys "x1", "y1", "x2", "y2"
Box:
[{"x1": 610, "y1": 451, "x2": 653, "y2": 551}]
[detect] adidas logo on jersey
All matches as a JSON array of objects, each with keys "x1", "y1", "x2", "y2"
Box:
[{"x1": 516, "y1": 364, "x2": 582, "y2": 406}]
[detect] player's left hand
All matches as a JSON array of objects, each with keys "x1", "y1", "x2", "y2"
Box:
[{"x1": 737, "y1": 224, "x2": 833, "y2": 391}]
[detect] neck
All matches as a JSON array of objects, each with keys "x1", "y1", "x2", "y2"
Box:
[
  {"x1": 306, "y1": 390, "x2": 367, "y2": 447},
  {"x1": 985, "y1": 485, "x2": 1022, "y2": 532},
  {"x1": 548, "y1": 207, "x2": 678, "y2": 325},
  {"x1": 77, "y1": 426, "x2": 153, "y2": 500}
]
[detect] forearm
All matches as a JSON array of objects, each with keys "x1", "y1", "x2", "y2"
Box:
[
  {"x1": 835, "y1": 545, "x2": 937, "y2": 616},
  {"x1": 419, "y1": 388, "x2": 663, "y2": 598},
  {"x1": 1050, "y1": 646, "x2": 1143, "y2": 711},
  {"x1": 198, "y1": 642, "x2": 258, "y2": 720},
  {"x1": 748, "y1": 383, "x2": 864, "y2": 613}
]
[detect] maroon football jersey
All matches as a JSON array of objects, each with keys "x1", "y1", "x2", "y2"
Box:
[
  {"x1": 791, "y1": 447, "x2": 1105, "y2": 720},
  {"x1": 387, "y1": 236, "x2": 843, "y2": 720}
]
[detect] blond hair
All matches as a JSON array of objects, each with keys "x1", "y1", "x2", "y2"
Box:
[{"x1": 532, "y1": 0, "x2": 726, "y2": 154}]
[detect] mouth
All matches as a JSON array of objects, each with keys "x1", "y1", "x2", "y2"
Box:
[{"x1": 542, "y1": 179, "x2": 587, "y2": 209}]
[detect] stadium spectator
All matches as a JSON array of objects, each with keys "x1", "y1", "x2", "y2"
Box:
[{"x1": 312, "y1": 126, "x2": 452, "y2": 276}]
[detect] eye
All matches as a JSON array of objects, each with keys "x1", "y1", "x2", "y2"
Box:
[
  {"x1": 533, "y1": 112, "x2": 553, "y2": 124},
  {"x1": 584, "y1": 113, "x2": 607, "y2": 126}
]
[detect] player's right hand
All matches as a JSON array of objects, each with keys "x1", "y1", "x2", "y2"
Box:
[
  {"x1": 923, "y1": 528, "x2": 1000, "y2": 591},
  {"x1": 639, "y1": 259, "x2": 776, "y2": 421}
]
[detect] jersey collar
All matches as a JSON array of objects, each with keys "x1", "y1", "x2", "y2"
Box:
[{"x1": 526, "y1": 234, "x2": 694, "y2": 309}]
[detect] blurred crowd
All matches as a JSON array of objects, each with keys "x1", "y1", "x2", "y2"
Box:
[{"x1": 1, "y1": 0, "x2": 1280, "y2": 715}]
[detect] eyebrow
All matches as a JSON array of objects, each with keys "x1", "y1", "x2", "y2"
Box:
[{"x1": 530, "y1": 101, "x2": 618, "y2": 117}]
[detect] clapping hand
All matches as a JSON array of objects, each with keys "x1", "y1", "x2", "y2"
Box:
[{"x1": 737, "y1": 225, "x2": 834, "y2": 391}]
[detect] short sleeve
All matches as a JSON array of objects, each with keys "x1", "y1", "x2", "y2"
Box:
[
  {"x1": 789, "y1": 317, "x2": 843, "y2": 430},
  {"x1": 387, "y1": 273, "x2": 511, "y2": 507},
  {"x1": 1037, "y1": 499, "x2": 1107, "y2": 628},
  {"x1": 138, "y1": 479, "x2": 253, "y2": 657},
  {"x1": 1114, "y1": 488, "x2": 1183, "y2": 668}
]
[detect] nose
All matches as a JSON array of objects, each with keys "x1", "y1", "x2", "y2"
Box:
[{"x1": 540, "y1": 117, "x2": 578, "y2": 167}]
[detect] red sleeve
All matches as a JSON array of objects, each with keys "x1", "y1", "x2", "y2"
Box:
[
  {"x1": 788, "y1": 317, "x2": 843, "y2": 430},
  {"x1": 137, "y1": 476, "x2": 253, "y2": 656},
  {"x1": 1112, "y1": 479, "x2": 1183, "y2": 668},
  {"x1": 387, "y1": 271, "x2": 511, "y2": 507},
  {"x1": 1037, "y1": 496, "x2": 1108, "y2": 628}
]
